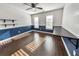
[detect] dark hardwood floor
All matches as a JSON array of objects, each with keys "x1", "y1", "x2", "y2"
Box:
[{"x1": 0, "y1": 31, "x2": 68, "y2": 56}]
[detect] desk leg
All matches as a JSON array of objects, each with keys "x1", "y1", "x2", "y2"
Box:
[
  {"x1": 68, "y1": 38, "x2": 79, "y2": 49},
  {"x1": 76, "y1": 40, "x2": 79, "y2": 49}
]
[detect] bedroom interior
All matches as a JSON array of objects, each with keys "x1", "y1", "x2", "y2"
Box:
[{"x1": 0, "y1": 3, "x2": 79, "y2": 56}]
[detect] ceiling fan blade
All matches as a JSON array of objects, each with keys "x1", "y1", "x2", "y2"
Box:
[
  {"x1": 23, "y1": 3, "x2": 31, "y2": 6},
  {"x1": 26, "y1": 8, "x2": 32, "y2": 10},
  {"x1": 35, "y1": 7, "x2": 43, "y2": 9}
]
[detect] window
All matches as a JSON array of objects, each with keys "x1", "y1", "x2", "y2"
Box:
[
  {"x1": 34, "y1": 17, "x2": 39, "y2": 28},
  {"x1": 46, "y1": 15, "x2": 53, "y2": 30}
]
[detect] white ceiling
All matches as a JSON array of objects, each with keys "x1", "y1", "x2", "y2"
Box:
[{"x1": 0, "y1": 3, "x2": 65, "y2": 14}]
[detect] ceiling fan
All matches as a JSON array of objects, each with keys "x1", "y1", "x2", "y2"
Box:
[{"x1": 23, "y1": 3, "x2": 43, "y2": 10}]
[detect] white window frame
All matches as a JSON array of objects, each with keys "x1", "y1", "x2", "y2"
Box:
[
  {"x1": 34, "y1": 17, "x2": 39, "y2": 28},
  {"x1": 46, "y1": 15, "x2": 53, "y2": 30}
]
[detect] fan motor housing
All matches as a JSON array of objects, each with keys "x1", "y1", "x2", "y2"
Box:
[{"x1": 31, "y1": 3, "x2": 36, "y2": 7}]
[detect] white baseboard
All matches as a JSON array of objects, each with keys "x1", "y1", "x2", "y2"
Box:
[
  {"x1": 61, "y1": 37, "x2": 71, "y2": 56},
  {"x1": 31, "y1": 30, "x2": 53, "y2": 35}
]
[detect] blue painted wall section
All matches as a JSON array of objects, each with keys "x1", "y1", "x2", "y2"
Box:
[
  {"x1": 63, "y1": 37, "x2": 79, "y2": 56},
  {"x1": 32, "y1": 25, "x2": 53, "y2": 33},
  {"x1": 0, "y1": 26, "x2": 31, "y2": 40},
  {"x1": 0, "y1": 31, "x2": 10, "y2": 41}
]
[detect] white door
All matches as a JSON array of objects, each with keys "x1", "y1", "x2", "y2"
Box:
[
  {"x1": 34, "y1": 17, "x2": 39, "y2": 28},
  {"x1": 46, "y1": 15, "x2": 53, "y2": 30}
]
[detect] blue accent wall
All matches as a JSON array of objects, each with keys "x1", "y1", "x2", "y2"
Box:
[
  {"x1": 63, "y1": 37, "x2": 79, "y2": 56},
  {"x1": 0, "y1": 31, "x2": 10, "y2": 40},
  {"x1": 0, "y1": 26, "x2": 31, "y2": 41},
  {"x1": 32, "y1": 25, "x2": 53, "y2": 33}
]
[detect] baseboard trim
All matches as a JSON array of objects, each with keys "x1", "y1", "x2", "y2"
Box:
[
  {"x1": 61, "y1": 37, "x2": 71, "y2": 56},
  {"x1": 31, "y1": 30, "x2": 53, "y2": 35}
]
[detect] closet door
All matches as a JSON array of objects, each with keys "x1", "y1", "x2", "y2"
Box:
[
  {"x1": 34, "y1": 17, "x2": 39, "y2": 28},
  {"x1": 46, "y1": 15, "x2": 53, "y2": 30}
]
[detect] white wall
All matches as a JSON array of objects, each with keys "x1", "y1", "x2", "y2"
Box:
[
  {"x1": 0, "y1": 3, "x2": 31, "y2": 29},
  {"x1": 62, "y1": 3, "x2": 79, "y2": 38}
]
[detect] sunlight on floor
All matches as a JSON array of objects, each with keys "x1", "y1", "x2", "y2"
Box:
[{"x1": 11, "y1": 49, "x2": 29, "y2": 56}]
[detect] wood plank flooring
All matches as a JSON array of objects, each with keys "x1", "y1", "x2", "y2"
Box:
[{"x1": 0, "y1": 31, "x2": 68, "y2": 56}]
